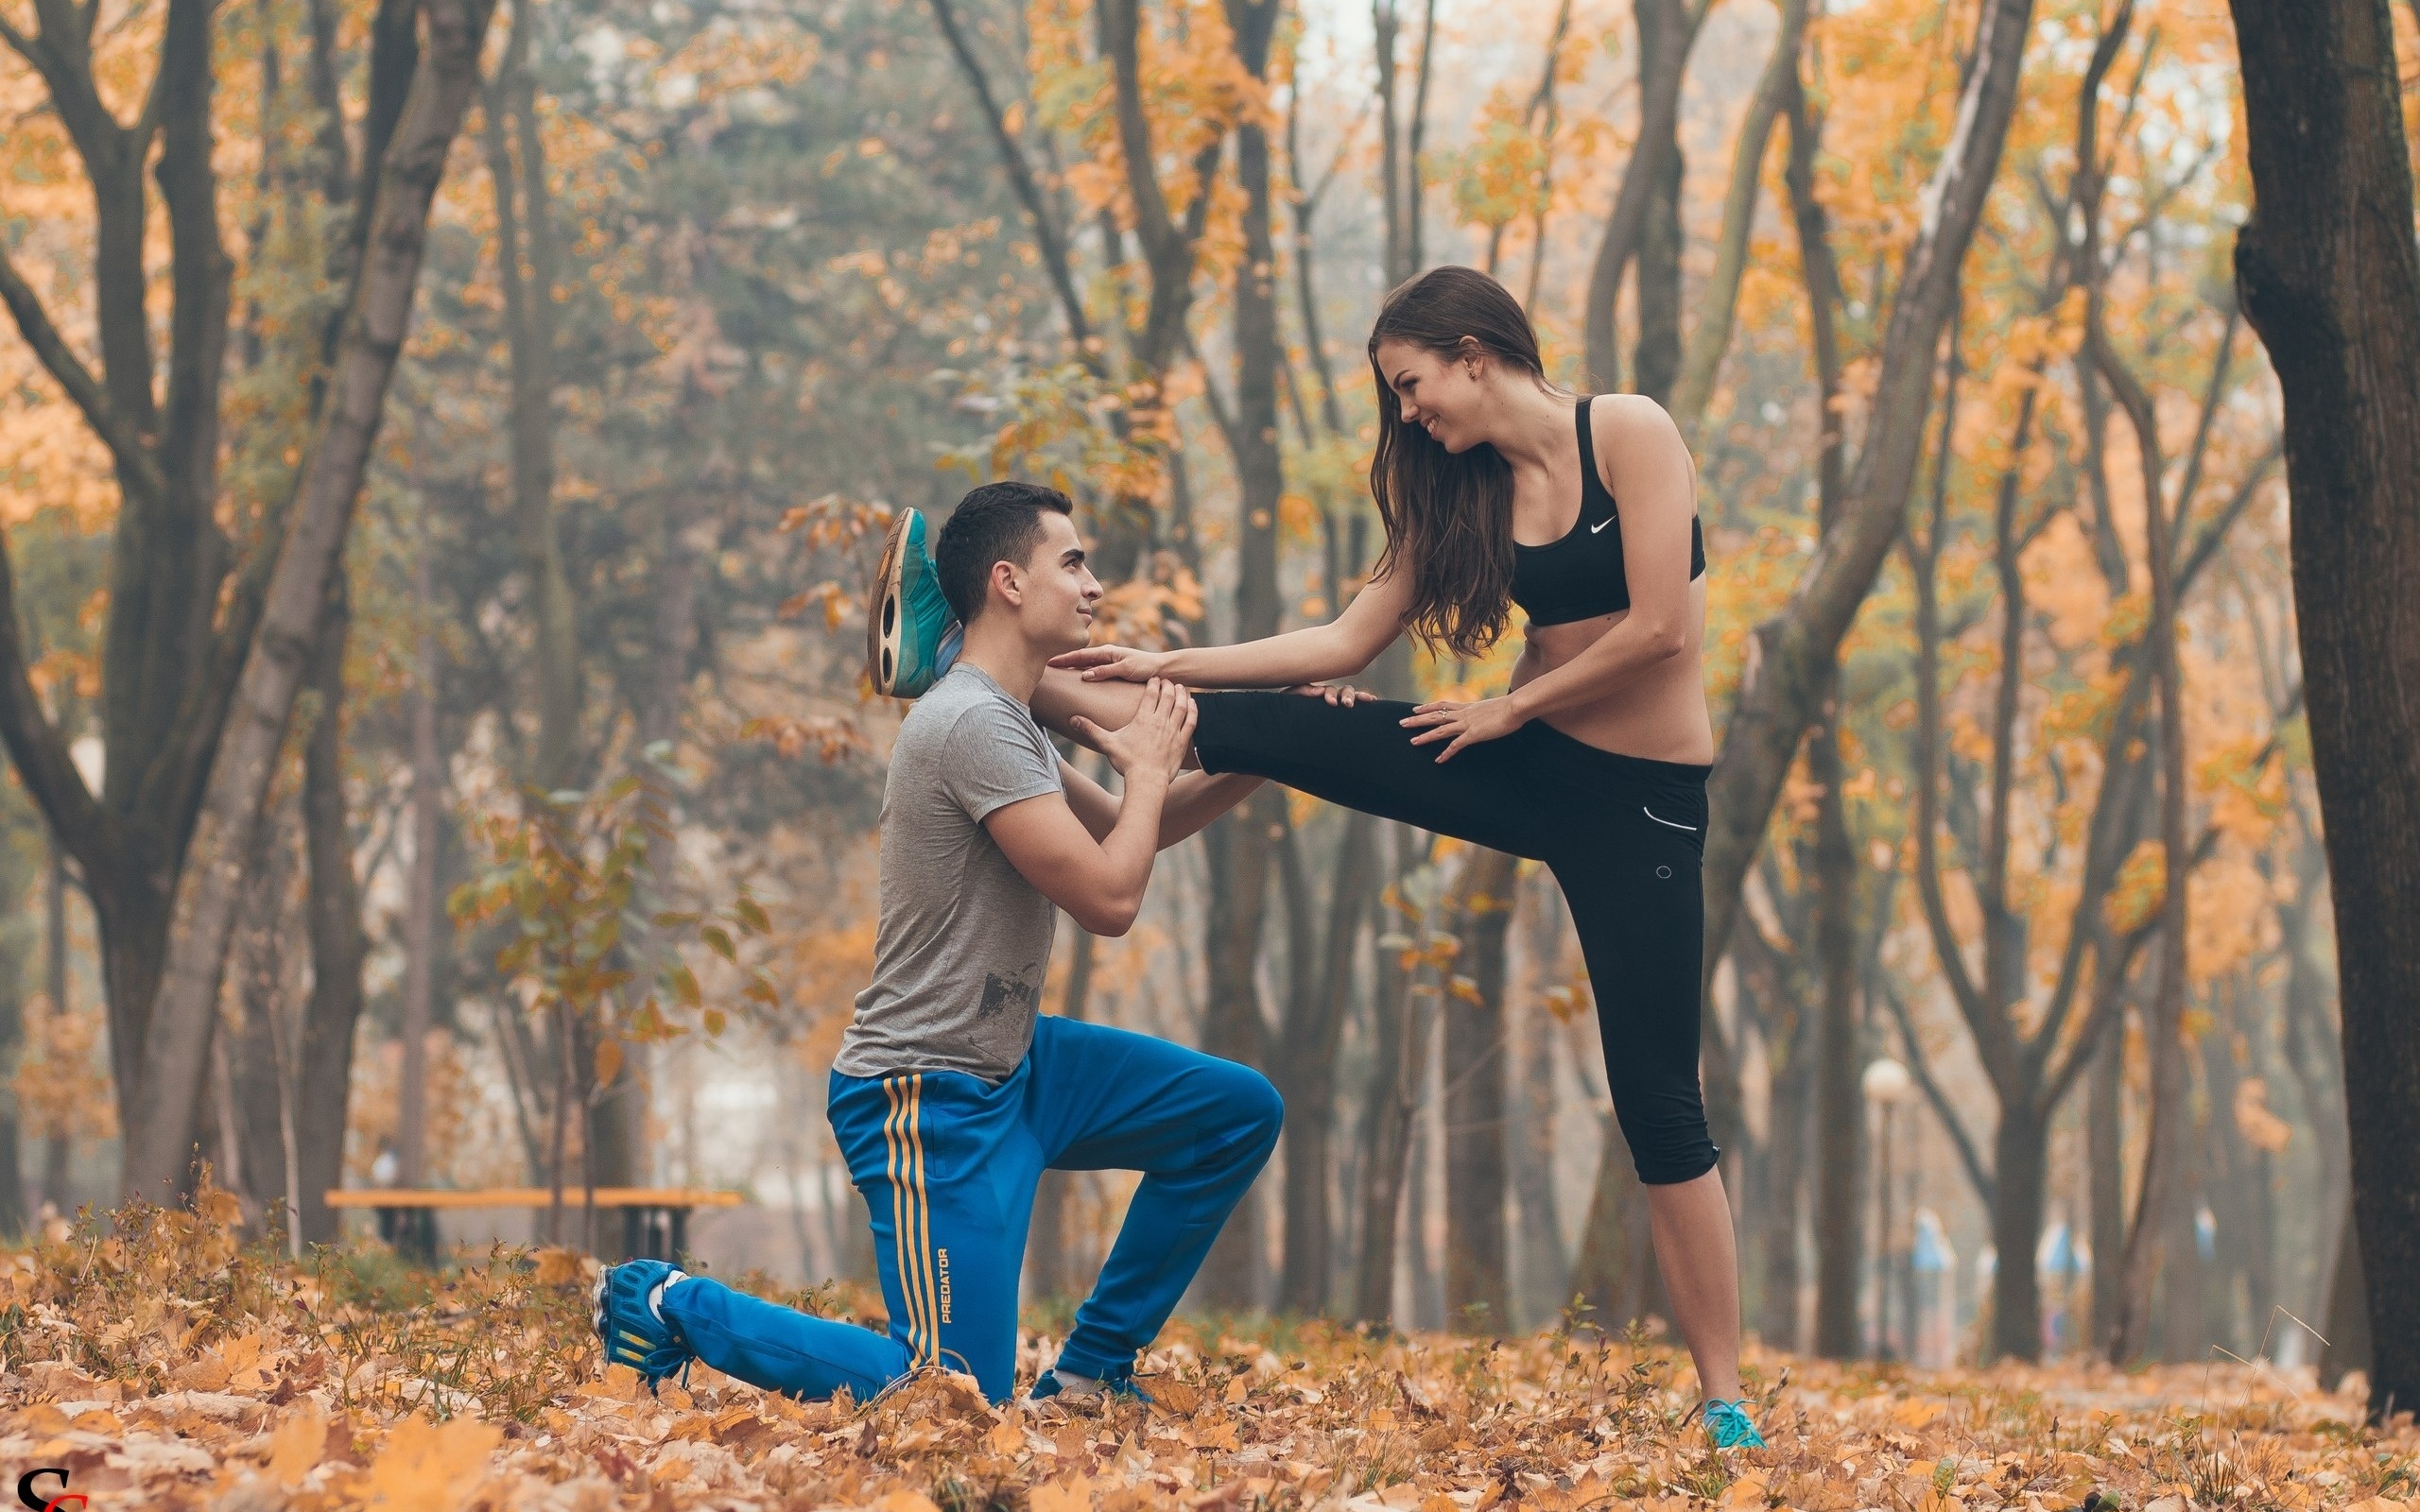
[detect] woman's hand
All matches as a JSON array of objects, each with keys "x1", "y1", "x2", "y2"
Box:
[
  {"x1": 1401, "y1": 696, "x2": 1527, "y2": 762},
  {"x1": 1289, "y1": 682, "x2": 1374, "y2": 707},
  {"x1": 1049, "y1": 644, "x2": 1170, "y2": 682}
]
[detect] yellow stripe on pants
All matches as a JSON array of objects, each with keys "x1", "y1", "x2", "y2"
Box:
[
  {"x1": 881, "y1": 1077, "x2": 928, "y2": 1365},
  {"x1": 907, "y1": 1074, "x2": 940, "y2": 1365}
]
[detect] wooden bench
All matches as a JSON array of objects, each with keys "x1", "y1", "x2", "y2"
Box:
[{"x1": 325, "y1": 1187, "x2": 745, "y2": 1261}]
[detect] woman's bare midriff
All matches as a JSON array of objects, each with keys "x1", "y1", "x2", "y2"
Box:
[{"x1": 1509, "y1": 574, "x2": 1716, "y2": 766}]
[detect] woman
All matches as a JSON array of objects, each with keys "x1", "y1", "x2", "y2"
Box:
[{"x1": 890, "y1": 266, "x2": 1759, "y2": 1443}]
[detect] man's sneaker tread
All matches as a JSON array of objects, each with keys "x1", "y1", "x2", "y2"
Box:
[
  {"x1": 865, "y1": 507, "x2": 960, "y2": 699},
  {"x1": 592, "y1": 1260, "x2": 694, "y2": 1394}
]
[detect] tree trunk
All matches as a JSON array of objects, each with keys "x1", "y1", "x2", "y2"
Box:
[
  {"x1": 1406, "y1": 1015, "x2": 1444, "y2": 1330},
  {"x1": 1991, "y1": 1101, "x2": 2048, "y2": 1362},
  {"x1": 1570, "y1": 1121, "x2": 1653, "y2": 1329},
  {"x1": 1696, "y1": 0, "x2": 2039, "y2": 1022},
  {"x1": 1509, "y1": 872, "x2": 1571, "y2": 1327},
  {"x1": 1582, "y1": 0, "x2": 1705, "y2": 389},
  {"x1": 1198, "y1": 786, "x2": 1280, "y2": 1309},
  {"x1": 2322, "y1": 1204, "x2": 2372, "y2": 1389},
  {"x1": 121, "y1": 0, "x2": 498, "y2": 1203},
  {"x1": 1760, "y1": 1023, "x2": 1812, "y2": 1349},
  {"x1": 0, "y1": 836, "x2": 28, "y2": 1233},
  {"x1": 398, "y1": 552, "x2": 441, "y2": 1192},
  {"x1": 1443, "y1": 849, "x2": 1517, "y2": 1332},
  {"x1": 1808, "y1": 689, "x2": 1865, "y2": 1357},
  {"x1": 485, "y1": 1, "x2": 580, "y2": 792},
  {"x1": 2087, "y1": 1006, "x2": 2127, "y2": 1349},
  {"x1": 2226, "y1": 0, "x2": 2420, "y2": 1421},
  {"x1": 1355, "y1": 825, "x2": 1431, "y2": 1324},
  {"x1": 218, "y1": 785, "x2": 299, "y2": 1229},
  {"x1": 296, "y1": 591, "x2": 369, "y2": 1247},
  {"x1": 38, "y1": 849, "x2": 71, "y2": 1216},
  {"x1": 1187, "y1": 0, "x2": 1288, "y2": 1313},
  {"x1": 1670, "y1": 0, "x2": 1808, "y2": 429},
  {"x1": 1630, "y1": 67, "x2": 1684, "y2": 407},
  {"x1": 2102, "y1": 313, "x2": 2193, "y2": 1364},
  {"x1": 1277, "y1": 809, "x2": 1375, "y2": 1314}
]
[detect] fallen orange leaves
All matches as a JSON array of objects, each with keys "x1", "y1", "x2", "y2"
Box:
[{"x1": 0, "y1": 1194, "x2": 2411, "y2": 1509}]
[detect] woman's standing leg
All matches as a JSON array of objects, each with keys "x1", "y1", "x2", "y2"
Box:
[
  {"x1": 1547, "y1": 776, "x2": 1748, "y2": 1412},
  {"x1": 1644, "y1": 1170, "x2": 1746, "y2": 1403}
]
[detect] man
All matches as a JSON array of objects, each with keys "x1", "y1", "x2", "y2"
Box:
[{"x1": 593, "y1": 481, "x2": 1279, "y2": 1405}]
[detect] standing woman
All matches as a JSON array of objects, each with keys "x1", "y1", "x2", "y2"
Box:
[{"x1": 876, "y1": 265, "x2": 1759, "y2": 1444}]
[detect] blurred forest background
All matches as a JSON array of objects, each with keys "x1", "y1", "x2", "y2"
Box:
[{"x1": 1, "y1": 0, "x2": 2413, "y2": 1378}]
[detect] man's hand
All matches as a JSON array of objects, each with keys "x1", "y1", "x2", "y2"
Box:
[
  {"x1": 1049, "y1": 644, "x2": 1170, "y2": 682},
  {"x1": 1073, "y1": 677, "x2": 1196, "y2": 784}
]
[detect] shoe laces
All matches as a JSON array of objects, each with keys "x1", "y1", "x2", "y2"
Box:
[{"x1": 1703, "y1": 1398, "x2": 1765, "y2": 1449}]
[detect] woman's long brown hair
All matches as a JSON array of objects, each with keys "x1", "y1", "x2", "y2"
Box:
[{"x1": 1367, "y1": 265, "x2": 1567, "y2": 660}]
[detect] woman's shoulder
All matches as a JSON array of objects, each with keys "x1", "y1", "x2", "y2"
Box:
[
  {"x1": 1584, "y1": 395, "x2": 1691, "y2": 490},
  {"x1": 1585, "y1": 392, "x2": 1683, "y2": 445}
]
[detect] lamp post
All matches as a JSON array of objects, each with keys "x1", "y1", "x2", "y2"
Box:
[{"x1": 1862, "y1": 1056, "x2": 1911, "y2": 1360}]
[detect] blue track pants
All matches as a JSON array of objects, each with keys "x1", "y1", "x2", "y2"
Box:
[{"x1": 659, "y1": 1015, "x2": 1283, "y2": 1404}]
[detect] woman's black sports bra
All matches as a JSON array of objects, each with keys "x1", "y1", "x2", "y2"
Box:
[{"x1": 1510, "y1": 397, "x2": 1706, "y2": 627}]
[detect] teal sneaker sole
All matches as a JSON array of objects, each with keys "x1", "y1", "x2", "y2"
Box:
[{"x1": 866, "y1": 507, "x2": 959, "y2": 698}]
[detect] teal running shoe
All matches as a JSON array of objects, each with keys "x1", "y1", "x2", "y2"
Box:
[
  {"x1": 866, "y1": 506, "x2": 961, "y2": 698},
  {"x1": 591, "y1": 1259, "x2": 694, "y2": 1394},
  {"x1": 1027, "y1": 1365, "x2": 1155, "y2": 1407},
  {"x1": 1703, "y1": 1398, "x2": 1766, "y2": 1449}
]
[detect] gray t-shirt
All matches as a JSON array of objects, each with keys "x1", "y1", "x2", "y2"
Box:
[{"x1": 834, "y1": 665, "x2": 1063, "y2": 1082}]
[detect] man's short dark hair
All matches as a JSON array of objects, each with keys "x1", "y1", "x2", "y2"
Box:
[{"x1": 935, "y1": 481, "x2": 1075, "y2": 623}]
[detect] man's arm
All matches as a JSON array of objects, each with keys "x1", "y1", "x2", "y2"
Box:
[
  {"x1": 984, "y1": 679, "x2": 1197, "y2": 936},
  {"x1": 1061, "y1": 762, "x2": 1266, "y2": 849}
]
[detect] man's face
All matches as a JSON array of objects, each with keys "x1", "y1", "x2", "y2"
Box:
[{"x1": 998, "y1": 510, "x2": 1103, "y2": 655}]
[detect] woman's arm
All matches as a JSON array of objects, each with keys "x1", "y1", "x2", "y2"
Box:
[
  {"x1": 1051, "y1": 564, "x2": 1411, "y2": 688},
  {"x1": 1503, "y1": 398, "x2": 1696, "y2": 722}
]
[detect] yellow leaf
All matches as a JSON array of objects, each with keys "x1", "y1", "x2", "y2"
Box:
[
  {"x1": 532, "y1": 1246, "x2": 588, "y2": 1287},
  {"x1": 594, "y1": 1037, "x2": 624, "y2": 1087},
  {"x1": 1891, "y1": 1397, "x2": 1945, "y2": 1428},
  {"x1": 362, "y1": 1412, "x2": 501, "y2": 1511},
  {"x1": 268, "y1": 1400, "x2": 329, "y2": 1487},
  {"x1": 1030, "y1": 1477, "x2": 1094, "y2": 1512},
  {"x1": 985, "y1": 1416, "x2": 1028, "y2": 1454},
  {"x1": 872, "y1": 1493, "x2": 943, "y2": 1512}
]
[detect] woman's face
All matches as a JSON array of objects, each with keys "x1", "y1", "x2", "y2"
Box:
[{"x1": 1373, "y1": 337, "x2": 1489, "y2": 454}]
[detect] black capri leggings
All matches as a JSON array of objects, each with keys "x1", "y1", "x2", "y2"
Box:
[{"x1": 1193, "y1": 692, "x2": 1718, "y2": 1185}]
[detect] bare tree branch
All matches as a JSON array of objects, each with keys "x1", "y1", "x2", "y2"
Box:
[
  {"x1": 1879, "y1": 974, "x2": 1997, "y2": 1209},
  {"x1": 0, "y1": 533, "x2": 106, "y2": 865},
  {"x1": 926, "y1": 0, "x2": 1097, "y2": 365},
  {"x1": 0, "y1": 244, "x2": 163, "y2": 507}
]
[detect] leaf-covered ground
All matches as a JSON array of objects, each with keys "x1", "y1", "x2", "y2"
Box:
[{"x1": 2, "y1": 1197, "x2": 2413, "y2": 1511}]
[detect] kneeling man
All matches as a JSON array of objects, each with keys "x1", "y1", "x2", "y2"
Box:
[{"x1": 593, "y1": 481, "x2": 1279, "y2": 1405}]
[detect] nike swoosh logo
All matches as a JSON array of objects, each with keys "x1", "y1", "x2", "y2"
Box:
[
  {"x1": 1643, "y1": 807, "x2": 1698, "y2": 832},
  {"x1": 1591, "y1": 517, "x2": 1616, "y2": 534}
]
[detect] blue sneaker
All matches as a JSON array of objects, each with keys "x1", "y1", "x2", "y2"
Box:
[
  {"x1": 591, "y1": 1260, "x2": 694, "y2": 1394},
  {"x1": 1703, "y1": 1398, "x2": 1766, "y2": 1449},
  {"x1": 1028, "y1": 1365, "x2": 1155, "y2": 1407},
  {"x1": 866, "y1": 507, "x2": 961, "y2": 698}
]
